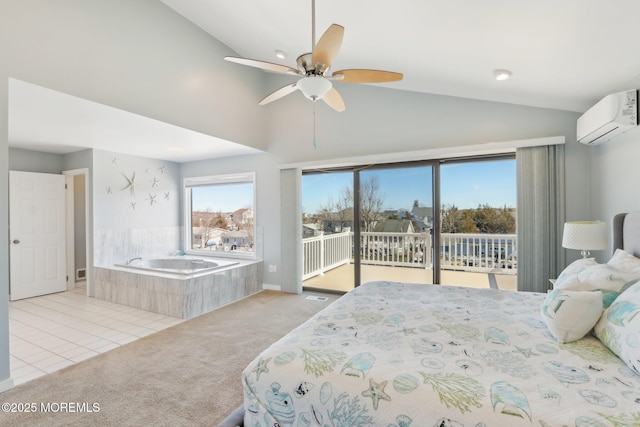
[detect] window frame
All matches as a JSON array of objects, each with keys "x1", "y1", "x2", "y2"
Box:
[{"x1": 183, "y1": 172, "x2": 257, "y2": 260}]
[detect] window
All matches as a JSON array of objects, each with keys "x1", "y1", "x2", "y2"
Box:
[{"x1": 184, "y1": 172, "x2": 256, "y2": 258}]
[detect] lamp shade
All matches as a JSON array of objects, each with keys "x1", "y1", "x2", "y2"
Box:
[{"x1": 562, "y1": 221, "x2": 608, "y2": 251}]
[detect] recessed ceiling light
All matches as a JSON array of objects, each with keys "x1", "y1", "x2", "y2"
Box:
[
  {"x1": 494, "y1": 69, "x2": 512, "y2": 81},
  {"x1": 275, "y1": 50, "x2": 287, "y2": 59}
]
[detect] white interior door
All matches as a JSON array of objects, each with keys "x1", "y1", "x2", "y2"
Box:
[{"x1": 9, "y1": 171, "x2": 67, "y2": 301}]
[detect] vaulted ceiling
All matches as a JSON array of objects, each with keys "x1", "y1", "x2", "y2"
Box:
[{"x1": 161, "y1": 0, "x2": 640, "y2": 113}]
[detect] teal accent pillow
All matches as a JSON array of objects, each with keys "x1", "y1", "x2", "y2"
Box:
[
  {"x1": 594, "y1": 280, "x2": 640, "y2": 374},
  {"x1": 597, "y1": 289, "x2": 620, "y2": 308}
]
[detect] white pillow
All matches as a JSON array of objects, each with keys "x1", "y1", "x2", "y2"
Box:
[
  {"x1": 577, "y1": 264, "x2": 632, "y2": 291},
  {"x1": 607, "y1": 249, "x2": 640, "y2": 277},
  {"x1": 594, "y1": 281, "x2": 640, "y2": 374},
  {"x1": 556, "y1": 263, "x2": 632, "y2": 293},
  {"x1": 540, "y1": 289, "x2": 603, "y2": 343},
  {"x1": 554, "y1": 258, "x2": 598, "y2": 289}
]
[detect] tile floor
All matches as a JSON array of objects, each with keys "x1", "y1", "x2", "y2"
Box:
[{"x1": 9, "y1": 285, "x2": 184, "y2": 386}]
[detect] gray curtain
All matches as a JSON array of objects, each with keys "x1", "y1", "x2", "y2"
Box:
[
  {"x1": 516, "y1": 144, "x2": 565, "y2": 292},
  {"x1": 280, "y1": 168, "x2": 303, "y2": 294}
]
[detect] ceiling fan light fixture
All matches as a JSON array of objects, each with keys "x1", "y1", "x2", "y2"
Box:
[
  {"x1": 297, "y1": 76, "x2": 332, "y2": 101},
  {"x1": 494, "y1": 69, "x2": 512, "y2": 81},
  {"x1": 275, "y1": 49, "x2": 287, "y2": 59}
]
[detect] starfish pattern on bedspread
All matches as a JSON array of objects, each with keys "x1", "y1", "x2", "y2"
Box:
[{"x1": 361, "y1": 378, "x2": 391, "y2": 410}]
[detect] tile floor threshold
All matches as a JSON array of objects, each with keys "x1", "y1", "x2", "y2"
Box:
[{"x1": 9, "y1": 286, "x2": 184, "y2": 386}]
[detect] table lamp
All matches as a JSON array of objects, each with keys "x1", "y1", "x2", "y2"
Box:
[{"x1": 562, "y1": 221, "x2": 608, "y2": 258}]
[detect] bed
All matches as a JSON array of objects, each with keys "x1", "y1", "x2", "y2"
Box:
[{"x1": 240, "y1": 212, "x2": 640, "y2": 427}]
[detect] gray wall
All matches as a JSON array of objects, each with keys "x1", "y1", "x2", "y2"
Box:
[
  {"x1": 0, "y1": 67, "x2": 10, "y2": 389},
  {"x1": 265, "y1": 74, "x2": 583, "y2": 162},
  {"x1": 92, "y1": 149, "x2": 179, "y2": 230},
  {"x1": 590, "y1": 128, "x2": 640, "y2": 259},
  {"x1": 9, "y1": 147, "x2": 64, "y2": 173},
  {"x1": 92, "y1": 149, "x2": 181, "y2": 266}
]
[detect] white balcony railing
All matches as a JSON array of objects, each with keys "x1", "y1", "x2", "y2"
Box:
[
  {"x1": 440, "y1": 233, "x2": 517, "y2": 272},
  {"x1": 302, "y1": 231, "x2": 516, "y2": 281}
]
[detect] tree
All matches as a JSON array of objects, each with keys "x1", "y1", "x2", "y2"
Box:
[
  {"x1": 441, "y1": 204, "x2": 478, "y2": 233},
  {"x1": 359, "y1": 176, "x2": 386, "y2": 232},
  {"x1": 213, "y1": 211, "x2": 229, "y2": 229},
  {"x1": 441, "y1": 204, "x2": 515, "y2": 234},
  {"x1": 318, "y1": 190, "x2": 352, "y2": 233},
  {"x1": 475, "y1": 204, "x2": 515, "y2": 234},
  {"x1": 312, "y1": 175, "x2": 386, "y2": 233}
]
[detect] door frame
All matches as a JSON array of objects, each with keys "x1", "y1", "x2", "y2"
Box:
[{"x1": 63, "y1": 168, "x2": 91, "y2": 296}]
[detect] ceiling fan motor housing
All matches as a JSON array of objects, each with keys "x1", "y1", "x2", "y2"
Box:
[{"x1": 297, "y1": 53, "x2": 326, "y2": 75}]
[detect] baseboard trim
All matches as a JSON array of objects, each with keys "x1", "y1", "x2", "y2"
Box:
[
  {"x1": 0, "y1": 377, "x2": 15, "y2": 393},
  {"x1": 262, "y1": 283, "x2": 281, "y2": 291}
]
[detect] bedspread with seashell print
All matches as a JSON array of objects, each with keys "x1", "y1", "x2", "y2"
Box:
[{"x1": 242, "y1": 281, "x2": 640, "y2": 427}]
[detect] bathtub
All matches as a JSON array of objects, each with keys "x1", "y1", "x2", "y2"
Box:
[
  {"x1": 114, "y1": 257, "x2": 238, "y2": 275},
  {"x1": 95, "y1": 257, "x2": 262, "y2": 318}
]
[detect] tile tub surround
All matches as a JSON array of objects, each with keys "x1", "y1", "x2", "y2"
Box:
[
  {"x1": 94, "y1": 226, "x2": 181, "y2": 267},
  {"x1": 94, "y1": 260, "x2": 263, "y2": 319}
]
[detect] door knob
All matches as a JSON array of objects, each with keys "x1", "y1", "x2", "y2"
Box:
[{"x1": 12, "y1": 239, "x2": 20, "y2": 244}]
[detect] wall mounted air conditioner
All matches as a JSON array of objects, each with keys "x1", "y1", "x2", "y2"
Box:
[{"x1": 577, "y1": 89, "x2": 638, "y2": 145}]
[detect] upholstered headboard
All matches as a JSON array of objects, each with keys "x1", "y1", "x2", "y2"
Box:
[{"x1": 613, "y1": 212, "x2": 640, "y2": 257}]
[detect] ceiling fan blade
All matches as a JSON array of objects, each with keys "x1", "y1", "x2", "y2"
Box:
[
  {"x1": 225, "y1": 56, "x2": 300, "y2": 75},
  {"x1": 322, "y1": 87, "x2": 345, "y2": 112},
  {"x1": 258, "y1": 83, "x2": 298, "y2": 106},
  {"x1": 332, "y1": 69, "x2": 404, "y2": 83},
  {"x1": 312, "y1": 24, "x2": 344, "y2": 72}
]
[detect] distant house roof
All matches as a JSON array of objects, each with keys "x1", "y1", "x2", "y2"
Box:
[
  {"x1": 324, "y1": 208, "x2": 354, "y2": 222},
  {"x1": 222, "y1": 230, "x2": 249, "y2": 238},
  {"x1": 193, "y1": 227, "x2": 227, "y2": 237},
  {"x1": 373, "y1": 219, "x2": 414, "y2": 233},
  {"x1": 412, "y1": 206, "x2": 433, "y2": 219},
  {"x1": 303, "y1": 223, "x2": 321, "y2": 231}
]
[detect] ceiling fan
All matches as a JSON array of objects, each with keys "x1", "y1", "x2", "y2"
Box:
[{"x1": 224, "y1": 0, "x2": 403, "y2": 112}]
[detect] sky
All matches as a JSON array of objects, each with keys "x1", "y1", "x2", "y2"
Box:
[
  {"x1": 302, "y1": 159, "x2": 516, "y2": 214},
  {"x1": 191, "y1": 182, "x2": 253, "y2": 212},
  {"x1": 189, "y1": 159, "x2": 516, "y2": 214}
]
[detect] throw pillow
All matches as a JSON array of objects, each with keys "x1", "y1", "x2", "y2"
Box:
[
  {"x1": 540, "y1": 289, "x2": 603, "y2": 343},
  {"x1": 594, "y1": 281, "x2": 640, "y2": 374}
]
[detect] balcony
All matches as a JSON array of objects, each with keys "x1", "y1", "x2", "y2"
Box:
[{"x1": 303, "y1": 231, "x2": 517, "y2": 292}]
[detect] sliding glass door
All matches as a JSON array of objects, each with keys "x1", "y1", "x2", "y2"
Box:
[
  {"x1": 358, "y1": 164, "x2": 434, "y2": 286},
  {"x1": 302, "y1": 163, "x2": 434, "y2": 292},
  {"x1": 301, "y1": 156, "x2": 516, "y2": 292},
  {"x1": 301, "y1": 171, "x2": 356, "y2": 292},
  {"x1": 439, "y1": 157, "x2": 517, "y2": 290}
]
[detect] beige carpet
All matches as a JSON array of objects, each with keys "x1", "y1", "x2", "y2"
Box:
[{"x1": 0, "y1": 290, "x2": 337, "y2": 426}]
